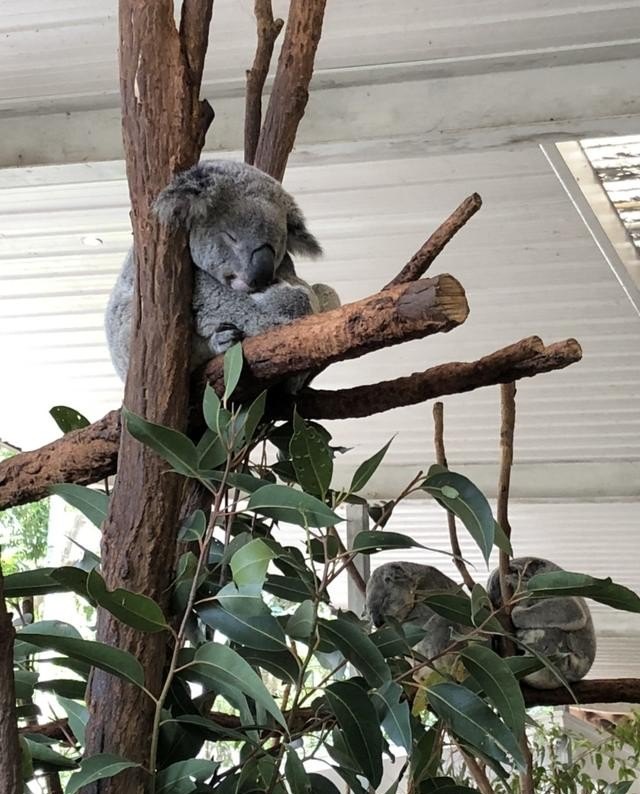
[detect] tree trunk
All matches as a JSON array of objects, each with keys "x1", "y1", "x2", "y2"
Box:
[
  {"x1": 0, "y1": 557, "x2": 22, "y2": 794},
  {"x1": 82, "y1": 3, "x2": 214, "y2": 793}
]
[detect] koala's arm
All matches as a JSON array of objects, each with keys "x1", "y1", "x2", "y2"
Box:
[{"x1": 511, "y1": 597, "x2": 589, "y2": 632}]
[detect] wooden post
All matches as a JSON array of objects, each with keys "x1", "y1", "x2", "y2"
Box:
[{"x1": 346, "y1": 503, "x2": 371, "y2": 618}]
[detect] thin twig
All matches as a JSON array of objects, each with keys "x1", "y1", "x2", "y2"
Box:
[
  {"x1": 245, "y1": 1, "x2": 284, "y2": 165},
  {"x1": 383, "y1": 193, "x2": 482, "y2": 289},
  {"x1": 497, "y1": 382, "x2": 517, "y2": 629},
  {"x1": 458, "y1": 745, "x2": 496, "y2": 794},
  {"x1": 432, "y1": 402, "x2": 475, "y2": 591}
]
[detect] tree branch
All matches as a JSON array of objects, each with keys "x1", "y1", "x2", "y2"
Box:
[
  {"x1": 0, "y1": 336, "x2": 583, "y2": 511},
  {"x1": 253, "y1": 0, "x2": 327, "y2": 180},
  {"x1": 290, "y1": 338, "x2": 582, "y2": 420},
  {"x1": 432, "y1": 402, "x2": 476, "y2": 591},
  {"x1": 244, "y1": 1, "x2": 284, "y2": 165},
  {"x1": 383, "y1": 193, "x2": 482, "y2": 289}
]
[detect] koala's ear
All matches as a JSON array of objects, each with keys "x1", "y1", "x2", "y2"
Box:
[
  {"x1": 286, "y1": 206, "x2": 323, "y2": 258},
  {"x1": 153, "y1": 164, "x2": 221, "y2": 228}
]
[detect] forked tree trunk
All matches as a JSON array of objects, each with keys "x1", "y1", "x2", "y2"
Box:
[{"x1": 82, "y1": 3, "x2": 214, "y2": 793}]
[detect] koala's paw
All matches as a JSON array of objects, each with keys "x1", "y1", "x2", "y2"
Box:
[
  {"x1": 253, "y1": 284, "x2": 313, "y2": 320},
  {"x1": 213, "y1": 322, "x2": 244, "y2": 354}
]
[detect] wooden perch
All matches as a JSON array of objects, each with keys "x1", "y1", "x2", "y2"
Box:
[
  {"x1": 383, "y1": 193, "x2": 482, "y2": 289},
  {"x1": 253, "y1": 0, "x2": 327, "y2": 181},
  {"x1": 244, "y1": 1, "x2": 284, "y2": 165},
  {"x1": 0, "y1": 334, "x2": 583, "y2": 511},
  {"x1": 289, "y1": 337, "x2": 582, "y2": 420},
  {"x1": 204, "y1": 274, "x2": 469, "y2": 394}
]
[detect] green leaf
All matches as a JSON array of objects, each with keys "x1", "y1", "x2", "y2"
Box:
[
  {"x1": 196, "y1": 430, "x2": 227, "y2": 470},
  {"x1": 318, "y1": 617, "x2": 390, "y2": 687},
  {"x1": 178, "y1": 510, "x2": 208, "y2": 543},
  {"x1": 286, "y1": 600, "x2": 316, "y2": 640},
  {"x1": 57, "y1": 696, "x2": 88, "y2": 746},
  {"x1": 49, "y1": 484, "x2": 108, "y2": 528},
  {"x1": 230, "y1": 538, "x2": 275, "y2": 588},
  {"x1": 420, "y1": 778, "x2": 478, "y2": 792},
  {"x1": 324, "y1": 681, "x2": 383, "y2": 786},
  {"x1": 421, "y1": 592, "x2": 503, "y2": 634},
  {"x1": 190, "y1": 642, "x2": 286, "y2": 728},
  {"x1": 349, "y1": 438, "x2": 394, "y2": 494},
  {"x1": 197, "y1": 604, "x2": 288, "y2": 652},
  {"x1": 4, "y1": 568, "x2": 70, "y2": 598},
  {"x1": 86, "y1": 569, "x2": 168, "y2": 633},
  {"x1": 285, "y1": 747, "x2": 312, "y2": 794},
  {"x1": 35, "y1": 678, "x2": 86, "y2": 700},
  {"x1": 423, "y1": 470, "x2": 495, "y2": 563},
  {"x1": 308, "y1": 773, "x2": 342, "y2": 794},
  {"x1": 369, "y1": 622, "x2": 427, "y2": 657},
  {"x1": 470, "y1": 583, "x2": 493, "y2": 628},
  {"x1": 527, "y1": 570, "x2": 640, "y2": 613},
  {"x1": 165, "y1": 714, "x2": 256, "y2": 747},
  {"x1": 243, "y1": 391, "x2": 267, "y2": 443},
  {"x1": 18, "y1": 627, "x2": 144, "y2": 689},
  {"x1": 50, "y1": 405, "x2": 90, "y2": 434},
  {"x1": 427, "y1": 682, "x2": 526, "y2": 771},
  {"x1": 123, "y1": 408, "x2": 200, "y2": 478},
  {"x1": 263, "y1": 573, "x2": 313, "y2": 603},
  {"x1": 351, "y1": 531, "x2": 443, "y2": 555},
  {"x1": 14, "y1": 671, "x2": 38, "y2": 700},
  {"x1": 66, "y1": 754, "x2": 139, "y2": 794},
  {"x1": 223, "y1": 342, "x2": 244, "y2": 403},
  {"x1": 460, "y1": 644, "x2": 526, "y2": 737},
  {"x1": 238, "y1": 647, "x2": 301, "y2": 684},
  {"x1": 22, "y1": 738, "x2": 78, "y2": 771},
  {"x1": 50, "y1": 567, "x2": 93, "y2": 602},
  {"x1": 493, "y1": 521, "x2": 513, "y2": 555},
  {"x1": 371, "y1": 681, "x2": 411, "y2": 752},
  {"x1": 156, "y1": 759, "x2": 218, "y2": 793},
  {"x1": 247, "y1": 483, "x2": 341, "y2": 528},
  {"x1": 203, "y1": 385, "x2": 225, "y2": 435},
  {"x1": 289, "y1": 409, "x2": 333, "y2": 498}
]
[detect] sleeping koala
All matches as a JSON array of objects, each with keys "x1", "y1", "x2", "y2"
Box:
[
  {"x1": 486, "y1": 557, "x2": 596, "y2": 689},
  {"x1": 105, "y1": 159, "x2": 339, "y2": 380},
  {"x1": 365, "y1": 561, "x2": 464, "y2": 668}
]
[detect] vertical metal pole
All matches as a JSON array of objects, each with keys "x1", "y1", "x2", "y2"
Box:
[{"x1": 346, "y1": 502, "x2": 371, "y2": 617}]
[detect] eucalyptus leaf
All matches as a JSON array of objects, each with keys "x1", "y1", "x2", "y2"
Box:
[
  {"x1": 289, "y1": 409, "x2": 333, "y2": 498},
  {"x1": 460, "y1": 644, "x2": 526, "y2": 737},
  {"x1": 22, "y1": 738, "x2": 78, "y2": 771},
  {"x1": 352, "y1": 530, "x2": 447, "y2": 556},
  {"x1": 123, "y1": 408, "x2": 200, "y2": 478},
  {"x1": 324, "y1": 681, "x2": 383, "y2": 786},
  {"x1": 223, "y1": 342, "x2": 244, "y2": 403},
  {"x1": 156, "y1": 759, "x2": 219, "y2": 793},
  {"x1": 198, "y1": 603, "x2": 288, "y2": 652},
  {"x1": 286, "y1": 600, "x2": 316, "y2": 641},
  {"x1": 263, "y1": 574, "x2": 314, "y2": 603},
  {"x1": 35, "y1": 678, "x2": 86, "y2": 700},
  {"x1": 238, "y1": 647, "x2": 301, "y2": 684},
  {"x1": 318, "y1": 617, "x2": 390, "y2": 687},
  {"x1": 50, "y1": 405, "x2": 90, "y2": 434},
  {"x1": 58, "y1": 696, "x2": 89, "y2": 746},
  {"x1": 527, "y1": 570, "x2": 640, "y2": 613},
  {"x1": 285, "y1": 748, "x2": 312, "y2": 794},
  {"x1": 178, "y1": 510, "x2": 208, "y2": 543},
  {"x1": 66, "y1": 754, "x2": 140, "y2": 794},
  {"x1": 190, "y1": 642, "x2": 286, "y2": 728},
  {"x1": 247, "y1": 484, "x2": 341, "y2": 528},
  {"x1": 49, "y1": 484, "x2": 108, "y2": 529},
  {"x1": 423, "y1": 470, "x2": 495, "y2": 563},
  {"x1": 86, "y1": 569, "x2": 168, "y2": 633},
  {"x1": 349, "y1": 438, "x2": 394, "y2": 494},
  {"x1": 371, "y1": 681, "x2": 412, "y2": 752},
  {"x1": 4, "y1": 568, "x2": 70, "y2": 598},
  {"x1": 230, "y1": 538, "x2": 275, "y2": 588},
  {"x1": 242, "y1": 391, "x2": 267, "y2": 443},
  {"x1": 14, "y1": 670, "x2": 38, "y2": 700},
  {"x1": 427, "y1": 682, "x2": 526, "y2": 771},
  {"x1": 196, "y1": 430, "x2": 227, "y2": 470},
  {"x1": 308, "y1": 773, "x2": 342, "y2": 794}
]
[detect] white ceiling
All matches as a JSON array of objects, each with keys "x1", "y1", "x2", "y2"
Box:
[{"x1": 1, "y1": 0, "x2": 639, "y2": 679}]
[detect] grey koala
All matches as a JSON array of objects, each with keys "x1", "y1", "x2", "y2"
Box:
[
  {"x1": 105, "y1": 159, "x2": 339, "y2": 380},
  {"x1": 365, "y1": 561, "x2": 464, "y2": 666},
  {"x1": 486, "y1": 557, "x2": 596, "y2": 689}
]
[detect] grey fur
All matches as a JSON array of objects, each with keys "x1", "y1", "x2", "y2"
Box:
[
  {"x1": 105, "y1": 160, "x2": 338, "y2": 380},
  {"x1": 365, "y1": 561, "x2": 464, "y2": 665},
  {"x1": 486, "y1": 556, "x2": 596, "y2": 689}
]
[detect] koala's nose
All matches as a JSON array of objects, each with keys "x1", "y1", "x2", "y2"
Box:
[
  {"x1": 369, "y1": 608, "x2": 385, "y2": 628},
  {"x1": 247, "y1": 244, "x2": 276, "y2": 290}
]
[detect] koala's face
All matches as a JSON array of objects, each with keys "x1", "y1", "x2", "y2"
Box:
[
  {"x1": 189, "y1": 198, "x2": 287, "y2": 293},
  {"x1": 365, "y1": 563, "x2": 416, "y2": 628},
  {"x1": 154, "y1": 160, "x2": 322, "y2": 294}
]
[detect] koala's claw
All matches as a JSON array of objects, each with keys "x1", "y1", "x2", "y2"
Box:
[{"x1": 213, "y1": 322, "x2": 244, "y2": 353}]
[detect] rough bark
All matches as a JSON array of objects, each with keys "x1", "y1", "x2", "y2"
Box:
[
  {"x1": 289, "y1": 338, "x2": 582, "y2": 420},
  {"x1": 244, "y1": 1, "x2": 284, "y2": 165},
  {"x1": 0, "y1": 557, "x2": 22, "y2": 794},
  {"x1": 82, "y1": 3, "x2": 214, "y2": 793},
  {"x1": 384, "y1": 193, "x2": 483, "y2": 289},
  {"x1": 253, "y1": 0, "x2": 327, "y2": 180},
  {"x1": 0, "y1": 336, "x2": 584, "y2": 510},
  {"x1": 204, "y1": 274, "x2": 469, "y2": 394}
]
